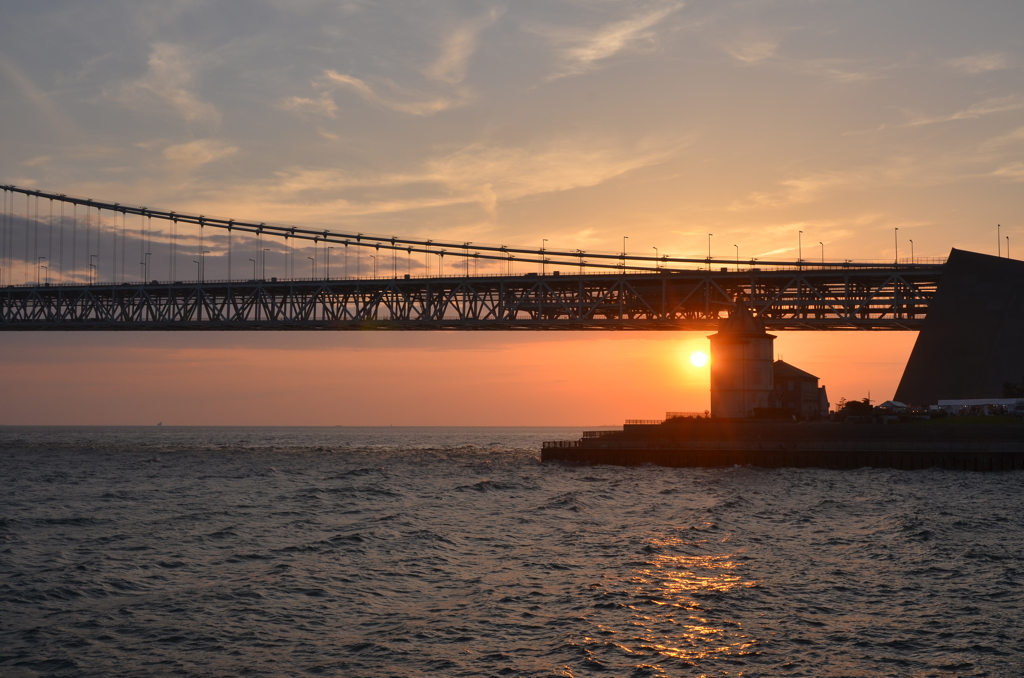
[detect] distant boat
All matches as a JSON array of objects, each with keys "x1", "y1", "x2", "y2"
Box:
[{"x1": 157, "y1": 422, "x2": 163, "y2": 427}]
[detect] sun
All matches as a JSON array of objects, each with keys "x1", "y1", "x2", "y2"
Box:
[{"x1": 689, "y1": 351, "x2": 709, "y2": 368}]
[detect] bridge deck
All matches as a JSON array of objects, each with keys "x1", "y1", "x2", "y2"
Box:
[{"x1": 1, "y1": 267, "x2": 940, "y2": 330}]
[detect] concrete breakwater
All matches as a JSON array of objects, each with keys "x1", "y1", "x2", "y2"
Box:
[{"x1": 541, "y1": 420, "x2": 1024, "y2": 471}]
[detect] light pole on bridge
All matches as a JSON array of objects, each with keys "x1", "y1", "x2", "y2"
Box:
[
  {"x1": 248, "y1": 258, "x2": 256, "y2": 280},
  {"x1": 308, "y1": 256, "x2": 315, "y2": 279},
  {"x1": 542, "y1": 239, "x2": 548, "y2": 275},
  {"x1": 909, "y1": 240, "x2": 914, "y2": 265}
]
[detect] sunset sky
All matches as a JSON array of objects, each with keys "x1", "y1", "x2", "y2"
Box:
[{"x1": 1, "y1": 0, "x2": 1021, "y2": 425}]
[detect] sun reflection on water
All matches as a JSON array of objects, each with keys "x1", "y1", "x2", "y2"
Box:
[{"x1": 581, "y1": 537, "x2": 762, "y2": 670}]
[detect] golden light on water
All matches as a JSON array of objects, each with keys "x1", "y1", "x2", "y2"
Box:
[
  {"x1": 581, "y1": 538, "x2": 761, "y2": 667},
  {"x1": 689, "y1": 351, "x2": 709, "y2": 368},
  {"x1": 631, "y1": 551, "x2": 760, "y2": 661}
]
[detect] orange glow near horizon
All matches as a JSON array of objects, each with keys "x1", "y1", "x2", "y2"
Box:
[{"x1": 0, "y1": 331, "x2": 918, "y2": 426}]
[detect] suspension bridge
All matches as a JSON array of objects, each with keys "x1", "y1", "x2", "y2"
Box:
[{"x1": 0, "y1": 185, "x2": 942, "y2": 330}]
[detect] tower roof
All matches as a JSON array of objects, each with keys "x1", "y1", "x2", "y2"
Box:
[{"x1": 709, "y1": 301, "x2": 774, "y2": 339}]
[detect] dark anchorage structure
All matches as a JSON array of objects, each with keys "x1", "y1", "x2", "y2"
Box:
[{"x1": 896, "y1": 249, "x2": 1024, "y2": 404}]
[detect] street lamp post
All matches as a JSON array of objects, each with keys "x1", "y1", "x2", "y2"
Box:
[
  {"x1": 653, "y1": 246, "x2": 658, "y2": 271},
  {"x1": 542, "y1": 239, "x2": 548, "y2": 275},
  {"x1": 622, "y1": 236, "x2": 628, "y2": 271},
  {"x1": 308, "y1": 256, "x2": 315, "y2": 278},
  {"x1": 820, "y1": 242, "x2": 824, "y2": 265},
  {"x1": 734, "y1": 244, "x2": 739, "y2": 272},
  {"x1": 41, "y1": 265, "x2": 49, "y2": 285},
  {"x1": 248, "y1": 258, "x2": 256, "y2": 280},
  {"x1": 909, "y1": 239, "x2": 914, "y2": 264}
]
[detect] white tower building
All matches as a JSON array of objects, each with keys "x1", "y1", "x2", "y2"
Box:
[{"x1": 708, "y1": 303, "x2": 776, "y2": 418}]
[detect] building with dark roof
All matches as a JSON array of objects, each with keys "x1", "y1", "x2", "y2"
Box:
[{"x1": 773, "y1": 360, "x2": 829, "y2": 420}]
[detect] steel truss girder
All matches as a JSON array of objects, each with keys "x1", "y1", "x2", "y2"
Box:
[{"x1": 0, "y1": 268, "x2": 941, "y2": 330}]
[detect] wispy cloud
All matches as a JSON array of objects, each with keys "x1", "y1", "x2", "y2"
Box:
[
  {"x1": 424, "y1": 8, "x2": 503, "y2": 85},
  {"x1": 111, "y1": 43, "x2": 219, "y2": 124},
  {"x1": 280, "y1": 10, "x2": 501, "y2": 119},
  {"x1": 216, "y1": 134, "x2": 691, "y2": 223},
  {"x1": 726, "y1": 38, "x2": 777, "y2": 65},
  {"x1": 979, "y1": 126, "x2": 1024, "y2": 151},
  {"x1": 947, "y1": 52, "x2": 1013, "y2": 74},
  {"x1": 730, "y1": 172, "x2": 856, "y2": 211},
  {"x1": 22, "y1": 155, "x2": 52, "y2": 168},
  {"x1": 319, "y1": 70, "x2": 468, "y2": 116},
  {"x1": 163, "y1": 139, "x2": 237, "y2": 171},
  {"x1": 907, "y1": 95, "x2": 1024, "y2": 127},
  {"x1": 278, "y1": 92, "x2": 339, "y2": 118},
  {"x1": 281, "y1": 66, "x2": 474, "y2": 119},
  {"x1": 539, "y1": 3, "x2": 682, "y2": 79},
  {"x1": 0, "y1": 50, "x2": 76, "y2": 136},
  {"x1": 725, "y1": 38, "x2": 883, "y2": 83},
  {"x1": 992, "y1": 162, "x2": 1024, "y2": 182}
]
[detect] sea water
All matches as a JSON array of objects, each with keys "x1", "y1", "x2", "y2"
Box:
[{"x1": 1, "y1": 426, "x2": 1022, "y2": 677}]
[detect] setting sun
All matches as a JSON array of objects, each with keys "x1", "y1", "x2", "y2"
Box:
[{"x1": 690, "y1": 351, "x2": 709, "y2": 368}]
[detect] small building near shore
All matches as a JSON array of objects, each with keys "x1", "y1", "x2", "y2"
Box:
[{"x1": 773, "y1": 360, "x2": 829, "y2": 420}]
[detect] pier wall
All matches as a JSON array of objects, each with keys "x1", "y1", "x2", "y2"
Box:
[{"x1": 541, "y1": 445, "x2": 1024, "y2": 471}]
